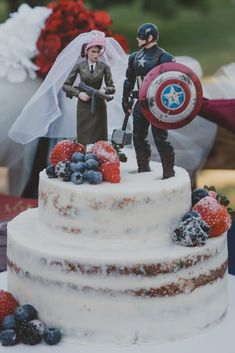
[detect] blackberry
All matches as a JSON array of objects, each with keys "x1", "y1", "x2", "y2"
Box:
[
  {"x1": 55, "y1": 161, "x2": 72, "y2": 181},
  {"x1": 43, "y1": 327, "x2": 62, "y2": 345},
  {"x1": 17, "y1": 320, "x2": 44, "y2": 345},
  {"x1": 192, "y1": 188, "x2": 209, "y2": 206},
  {"x1": 172, "y1": 217, "x2": 209, "y2": 247},
  {"x1": 197, "y1": 217, "x2": 211, "y2": 233}
]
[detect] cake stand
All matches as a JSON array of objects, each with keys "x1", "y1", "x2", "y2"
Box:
[{"x1": 0, "y1": 272, "x2": 234, "y2": 353}]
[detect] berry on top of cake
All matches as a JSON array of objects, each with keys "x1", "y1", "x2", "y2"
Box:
[
  {"x1": 50, "y1": 140, "x2": 85, "y2": 166},
  {"x1": 47, "y1": 140, "x2": 121, "y2": 184},
  {"x1": 172, "y1": 185, "x2": 233, "y2": 246}
]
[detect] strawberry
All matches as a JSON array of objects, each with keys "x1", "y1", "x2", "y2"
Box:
[
  {"x1": 208, "y1": 190, "x2": 218, "y2": 199},
  {"x1": 90, "y1": 141, "x2": 119, "y2": 164},
  {"x1": 99, "y1": 161, "x2": 120, "y2": 183},
  {"x1": 204, "y1": 185, "x2": 231, "y2": 206},
  {"x1": 193, "y1": 196, "x2": 232, "y2": 237},
  {"x1": 0, "y1": 290, "x2": 18, "y2": 322},
  {"x1": 50, "y1": 140, "x2": 85, "y2": 166}
]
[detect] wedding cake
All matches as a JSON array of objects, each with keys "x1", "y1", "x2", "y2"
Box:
[{"x1": 6, "y1": 149, "x2": 228, "y2": 344}]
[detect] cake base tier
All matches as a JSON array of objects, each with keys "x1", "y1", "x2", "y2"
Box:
[
  {"x1": 7, "y1": 209, "x2": 228, "y2": 344},
  {"x1": 0, "y1": 273, "x2": 235, "y2": 353}
]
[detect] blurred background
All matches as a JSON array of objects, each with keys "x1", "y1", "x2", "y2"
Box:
[
  {"x1": 0, "y1": 0, "x2": 234, "y2": 207},
  {"x1": 1, "y1": 0, "x2": 235, "y2": 74}
]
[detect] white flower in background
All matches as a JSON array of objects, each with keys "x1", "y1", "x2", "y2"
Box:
[{"x1": 0, "y1": 3, "x2": 51, "y2": 82}]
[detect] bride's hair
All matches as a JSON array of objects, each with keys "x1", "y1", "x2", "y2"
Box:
[
  {"x1": 81, "y1": 43, "x2": 88, "y2": 58},
  {"x1": 81, "y1": 43, "x2": 102, "y2": 58}
]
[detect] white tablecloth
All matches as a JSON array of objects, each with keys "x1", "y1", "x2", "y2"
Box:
[{"x1": 0, "y1": 272, "x2": 234, "y2": 353}]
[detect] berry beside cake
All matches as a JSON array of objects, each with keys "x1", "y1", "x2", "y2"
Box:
[{"x1": 6, "y1": 141, "x2": 232, "y2": 345}]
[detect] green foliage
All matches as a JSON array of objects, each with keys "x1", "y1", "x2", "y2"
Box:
[
  {"x1": 88, "y1": 0, "x2": 134, "y2": 9},
  {"x1": 141, "y1": 0, "x2": 210, "y2": 17},
  {"x1": 142, "y1": 0, "x2": 177, "y2": 17},
  {"x1": 109, "y1": 0, "x2": 235, "y2": 75},
  {"x1": 0, "y1": 0, "x2": 235, "y2": 76}
]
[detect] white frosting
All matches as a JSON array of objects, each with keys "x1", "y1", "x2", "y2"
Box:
[
  {"x1": 7, "y1": 209, "x2": 228, "y2": 344},
  {"x1": 7, "y1": 157, "x2": 228, "y2": 344},
  {"x1": 38, "y1": 158, "x2": 191, "y2": 246}
]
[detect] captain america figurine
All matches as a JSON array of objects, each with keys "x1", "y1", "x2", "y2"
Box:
[{"x1": 122, "y1": 23, "x2": 175, "y2": 178}]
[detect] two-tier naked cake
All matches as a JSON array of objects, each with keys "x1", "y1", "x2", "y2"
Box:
[{"x1": 7, "y1": 154, "x2": 228, "y2": 344}]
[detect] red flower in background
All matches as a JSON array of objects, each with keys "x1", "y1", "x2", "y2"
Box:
[
  {"x1": 93, "y1": 11, "x2": 112, "y2": 29},
  {"x1": 35, "y1": 33, "x2": 61, "y2": 75},
  {"x1": 35, "y1": 0, "x2": 129, "y2": 77}
]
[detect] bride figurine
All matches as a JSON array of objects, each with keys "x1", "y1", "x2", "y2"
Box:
[
  {"x1": 62, "y1": 37, "x2": 116, "y2": 146},
  {"x1": 8, "y1": 30, "x2": 127, "y2": 145}
]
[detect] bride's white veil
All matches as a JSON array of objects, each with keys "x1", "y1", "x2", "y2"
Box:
[{"x1": 8, "y1": 30, "x2": 128, "y2": 144}]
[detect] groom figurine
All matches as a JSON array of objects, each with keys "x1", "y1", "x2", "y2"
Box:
[{"x1": 122, "y1": 23, "x2": 175, "y2": 179}]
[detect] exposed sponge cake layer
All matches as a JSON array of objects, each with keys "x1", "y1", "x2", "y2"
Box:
[{"x1": 7, "y1": 208, "x2": 228, "y2": 344}]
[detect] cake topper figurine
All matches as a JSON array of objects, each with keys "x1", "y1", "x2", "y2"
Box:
[
  {"x1": 63, "y1": 37, "x2": 115, "y2": 146},
  {"x1": 8, "y1": 31, "x2": 127, "y2": 145},
  {"x1": 122, "y1": 23, "x2": 176, "y2": 179}
]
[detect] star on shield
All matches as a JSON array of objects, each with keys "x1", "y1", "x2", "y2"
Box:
[{"x1": 162, "y1": 85, "x2": 184, "y2": 108}]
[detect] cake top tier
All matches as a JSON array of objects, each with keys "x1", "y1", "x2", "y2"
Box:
[{"x1": 39, "y1": 154, "x2": 191, "y2": 246}]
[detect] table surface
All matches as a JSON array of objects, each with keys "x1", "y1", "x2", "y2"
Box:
[{"x1": 0, "y1": 272, "x2": 234, "y2": 353}]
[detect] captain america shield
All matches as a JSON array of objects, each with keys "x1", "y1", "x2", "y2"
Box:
[{"x1": 139, "y1": 62, "x2": 203, "y2": 129}]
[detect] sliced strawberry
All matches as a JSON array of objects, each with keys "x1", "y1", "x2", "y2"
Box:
[
  {"x1": 90, "y1": 141, "x2": 119, "y2": 164},
  {"x1": 50, "y1": 140, "x2": 85, "y2": 166},
  {"x1": 0, "y1": 290, "x2": 18, "y2": 322},
  {"x1": 193, "y1": 196, "x2": 232, "y2": 237},
  {"x1": 99, "y1": 161, "x2": 120, "y2": 183}
]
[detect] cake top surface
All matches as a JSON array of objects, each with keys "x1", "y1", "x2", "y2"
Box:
[
  {"x1": 40, "y1": 150, "x2": 190, "y2": 194},
  {"x1": 8, "y1": 208, "x2": 226, "y2": 264}
]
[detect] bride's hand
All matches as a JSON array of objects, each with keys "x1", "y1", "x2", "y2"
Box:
[
  {"x1": 79, "y1": 92, "x2": 90, "y2": 101},
  {"x1": 99, "y1": 87, "x2": 106, "y2": 94}
]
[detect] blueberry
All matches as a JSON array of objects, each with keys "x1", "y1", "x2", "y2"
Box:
[
  {"x1": 18, "y1": 320, "x2": 44, "y2": 345},
  {"x1": 46, "y1": 165, "x2": 57, "y2": 178},
  {"x1": 85, "y1": 153, "x2": 97, "y2": 161},
  {"x1": 85, "y1": 159, "x2": 99, "y2": 170},
  {"x1": 43, "y1": 327, "x2": 62, "y2": 345},
  {"x1": 182, "y1": 211, "x2": 200, "y2": 221},
  {"x1": 55, "y1": 161, "x2": 72, "y2": 181},
  {"x1": 86, "y1": 170, "x2": 103, "y2": 184},
  {"x1": 71, "y1": 152, "x2": 85, "y2": 163},
  {"x1": 0, "y1": 329, "x2": 18, "y2": 346},
  {"x1": 192, "y1": 188, "x2": 209, "y2": 206},
  {"x1": 83, "y1": 170, "x2": 89, "y2": 181},
  {"x1": 71, "y1": 171, "x2": 84, "y2": 185},
  {"x1": 2, "y1": 315, "x2": 17, "y2": 330},
  {"x1": 70, "y1": 161, "x2": 86, "y2": 173},
  {"x1": 172, "y1": 218, "x2": 209, "y2": 247},
  {"x1": 14, "y1": 304, "x2": 37, "y2": 323}
]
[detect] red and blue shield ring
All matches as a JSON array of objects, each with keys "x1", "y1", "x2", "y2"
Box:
[{"x1": 139, "y1": 62, "x2": 203, "y2": 129}]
